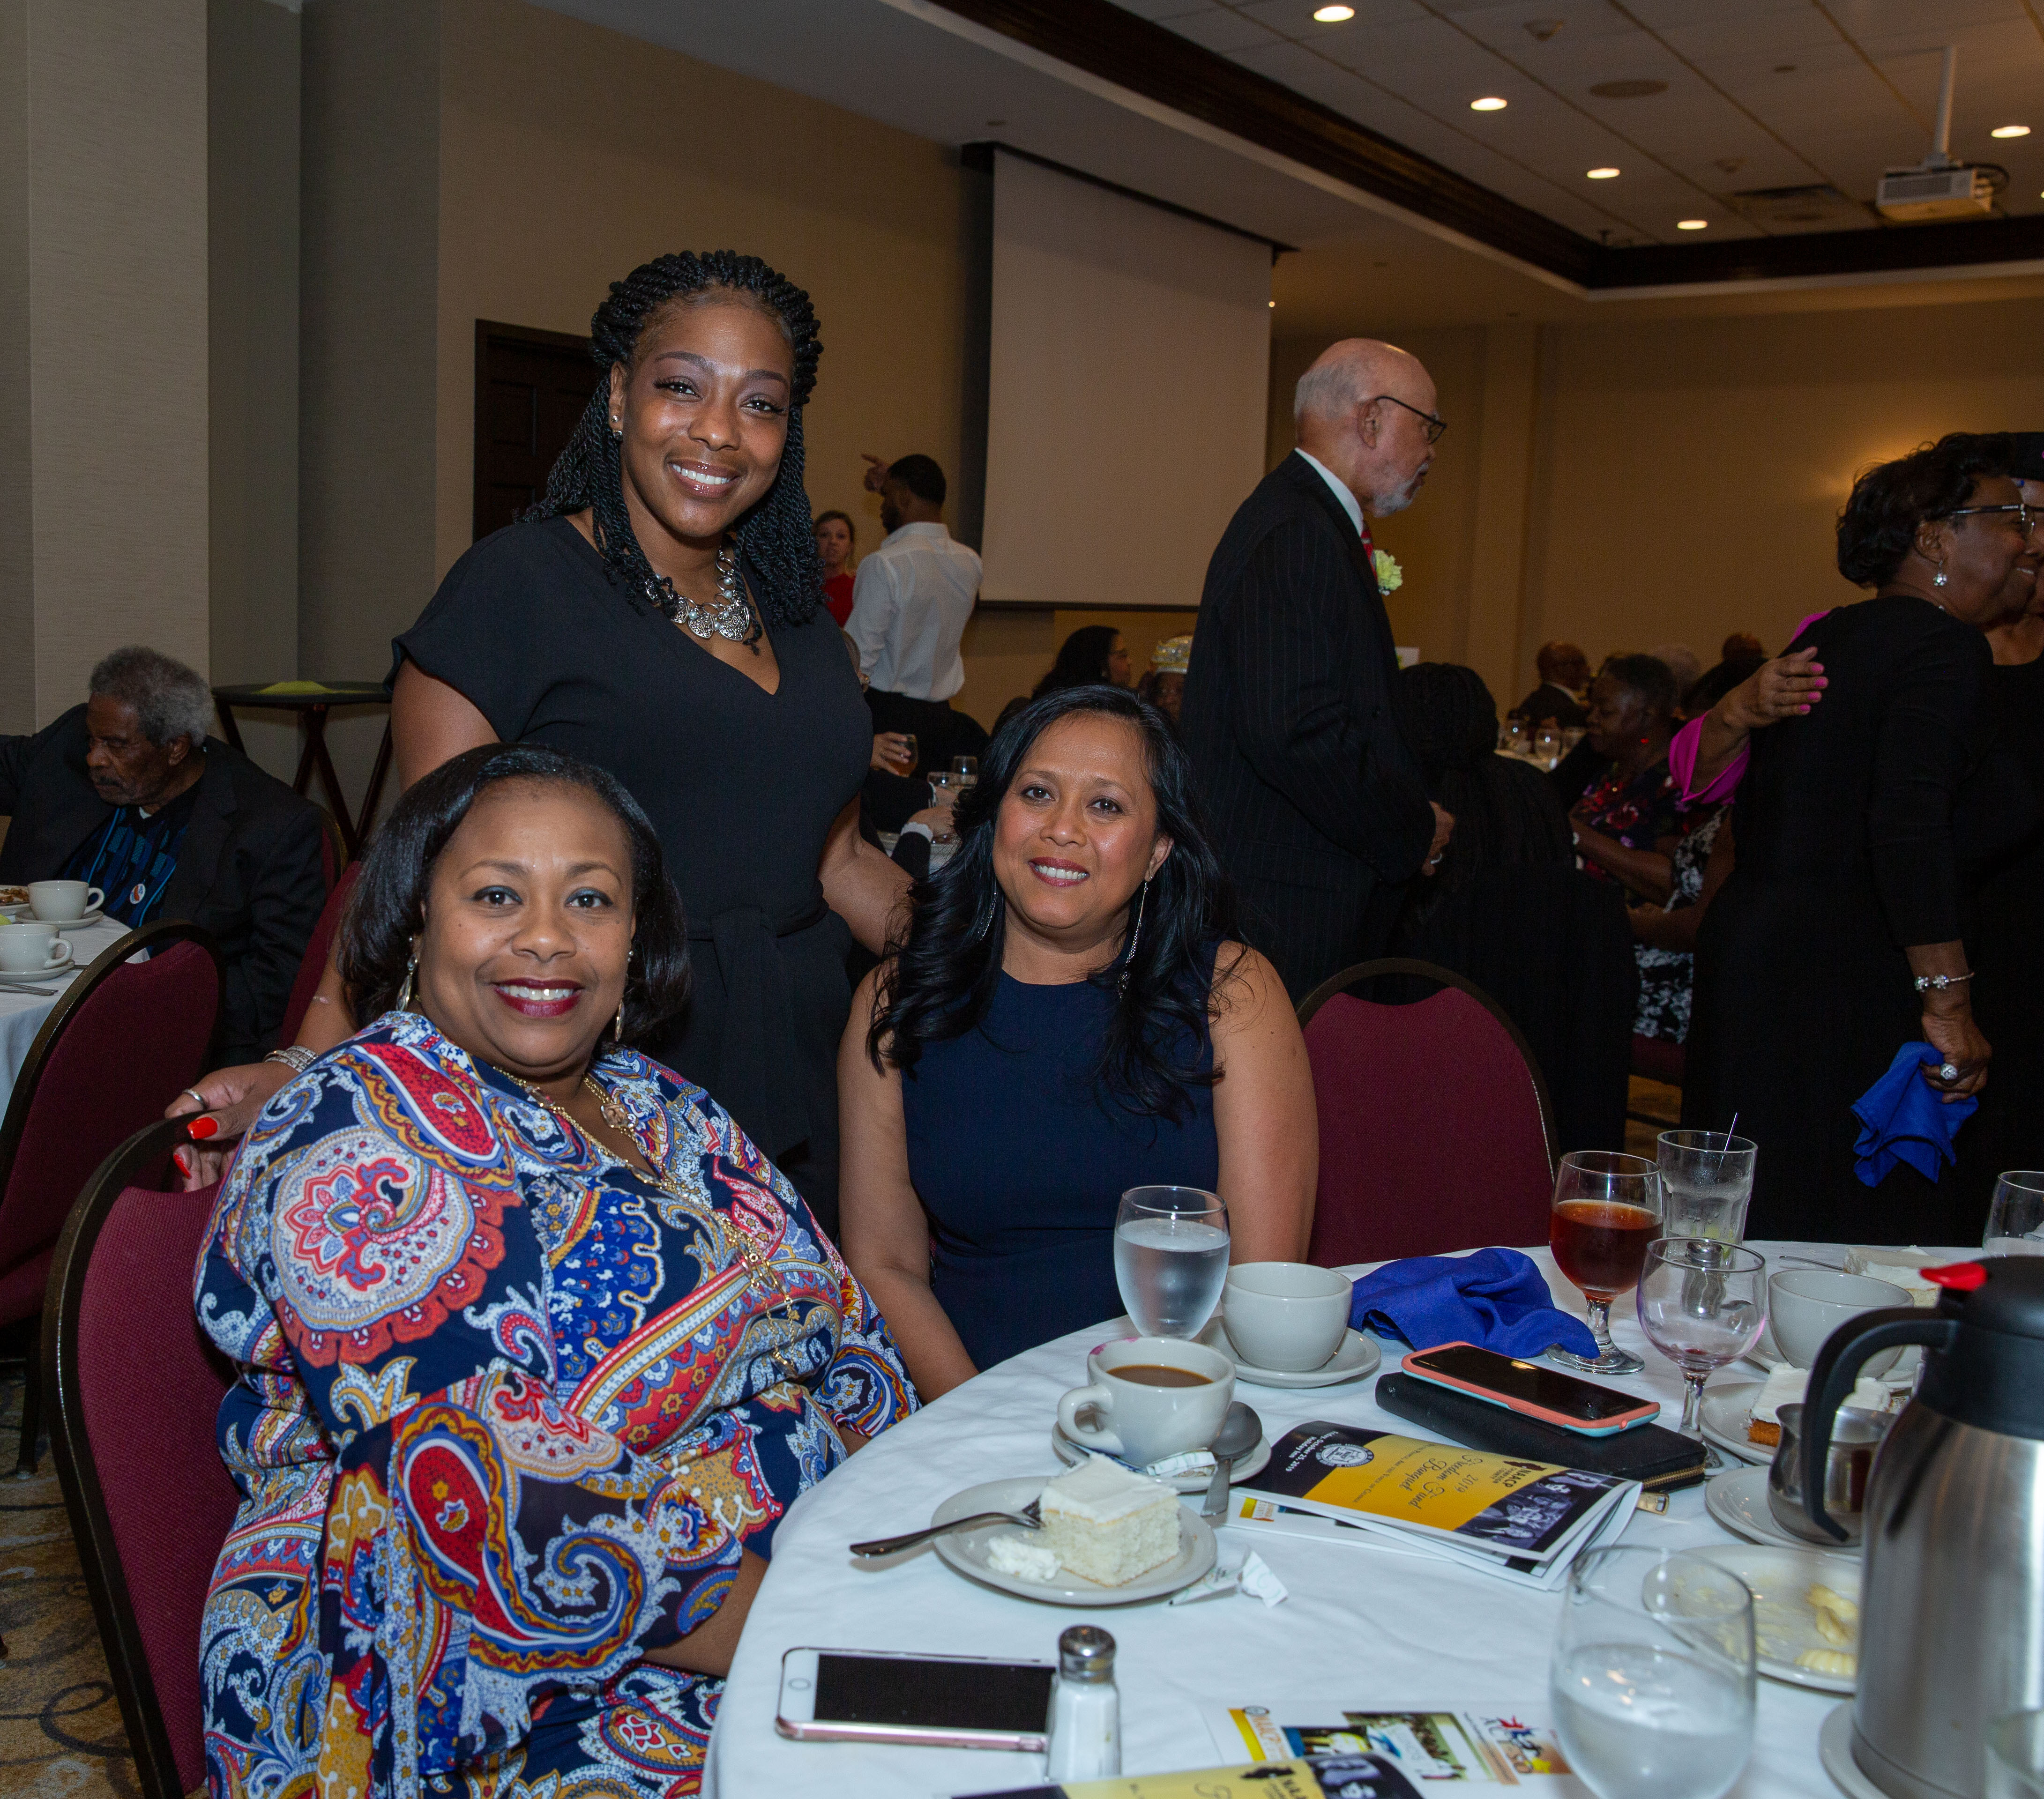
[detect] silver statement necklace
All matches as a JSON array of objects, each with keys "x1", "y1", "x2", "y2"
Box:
[{"x1": 655, "y1": 541, "x2": 760, "y2": 646}]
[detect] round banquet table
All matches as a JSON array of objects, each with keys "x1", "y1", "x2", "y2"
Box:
[
  {"x1": 0, "y1": 915, "x2": 133, "y2": 1106},
  {"x1": 707, "y1": 1243, "x2": 1858, "y2": 1799}
]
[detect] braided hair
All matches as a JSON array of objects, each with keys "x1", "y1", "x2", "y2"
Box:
[{"x1": 532, "y1": 251, "x2": 826, "y2": 629}]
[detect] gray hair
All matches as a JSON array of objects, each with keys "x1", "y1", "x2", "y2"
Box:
[
  {"x1": 1294, "y1": 357, "x2": 1365, "y2": 425},
  {"x1": 88, "y1": 646, "x2": 214, "y2": 749}
]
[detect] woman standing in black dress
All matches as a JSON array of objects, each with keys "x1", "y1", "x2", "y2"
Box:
[
  {"x1": 177, "y1": 253, "x2": 904, "y2": 1233},
  {"x1": 1685, "y1": 435, "x2": 2039, "y2": 1243}
]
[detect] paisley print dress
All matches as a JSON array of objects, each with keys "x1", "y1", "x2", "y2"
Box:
[{"x1": 194, "y1": 1011, "x2": 916, "y2": 1799}]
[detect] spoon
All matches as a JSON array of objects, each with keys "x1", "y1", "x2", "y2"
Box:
[{"x1": 1201, "y1": 1401, "x2": 1263, "y2": 1521}]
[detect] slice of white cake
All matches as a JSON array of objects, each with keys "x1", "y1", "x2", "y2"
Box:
[{"x1": 1036, "y1": 1457, "x2": 1180, "y2": 1586}]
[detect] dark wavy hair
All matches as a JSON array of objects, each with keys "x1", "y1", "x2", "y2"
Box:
[
  {"x1": 1838, "y1": 432, "x2": 2018, "y2": 587},
  {"x1": 532, "y1": 250, "x2": 825, "y2": 630},
  {"x1": 339, "y1": 745, "x2": 691, "y2": 1047},
  {"x1": 869, "y1": 685, "x2": 1240, "y2": 1120},
  {"x1": 1032, "y1": 625, "x2": 1122, "y2": 698}
]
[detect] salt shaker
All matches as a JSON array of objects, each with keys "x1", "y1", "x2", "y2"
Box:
[{"x1": 1045, "y1": 1625, "x2": 1119, "y2": 1780}]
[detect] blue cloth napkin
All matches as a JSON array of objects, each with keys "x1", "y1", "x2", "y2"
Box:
[
  {"x1": 1853, "y1": 1042, "x2": 1977, "y2": 1187},
  {"x1": 1348, "y1": 1245, "x2": 1600, "y2": 1360}
]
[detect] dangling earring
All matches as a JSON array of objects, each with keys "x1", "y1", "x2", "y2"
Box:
[
  {"x1": 397, "y1": 948, "x2": 418, "y2": 1011},
  {"x1": 973, "y1": 888, "x2": 1003, "y2": 944},
  {"x1": 1933, "y1": 565, "x2": 1949, "y2": 588},
  {"x1": 1119, "y1": 877, "x2": 1151, "y2": 996},
  {"x1": 612, "y1": 945, "x2": 633, "y2": 1043}
]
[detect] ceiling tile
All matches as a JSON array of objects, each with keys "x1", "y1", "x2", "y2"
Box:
[{"x1": 1154, "y1": 9, "x2": 1284, "y2": 53}]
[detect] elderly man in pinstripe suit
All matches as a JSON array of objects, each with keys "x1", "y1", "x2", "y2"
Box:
[{"x1": 1180, "y1": 338, "x2": 1455, "y2": 1001}]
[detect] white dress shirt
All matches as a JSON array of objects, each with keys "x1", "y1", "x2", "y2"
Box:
[
  {"x1": 845, "y1": 522, "x2": 982, "y2": 701},
  {"x1": 1295, "y1": 448, "x2": 1365, "y2": 536}
]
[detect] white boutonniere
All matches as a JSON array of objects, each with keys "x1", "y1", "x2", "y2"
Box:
[{"x1": 1373, "y1": 548, "x2": 1403, "y2": 594}]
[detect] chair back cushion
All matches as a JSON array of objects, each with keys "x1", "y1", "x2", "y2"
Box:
[
  {"x1": 0, "y1": 939, "x2": 219, "y2": 1322},
  {"x1": 75, "y1": 1179, "x2": 234, "y2": 1797},
  {"x1": 280, "y1": 862, "x2": 358, "y2": 1046},
  {"x1": 1305, "y1": 985, "x2": 1554, "y2": 1266}
]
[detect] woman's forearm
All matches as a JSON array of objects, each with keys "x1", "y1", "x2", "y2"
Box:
[
  {"x1": 298, "y1": 950, "x2": 359, "y2": 1052},
  {"x1": 859, "y1": 1264, "x2": 978, "y2": 1401},
  {"x1": 639, "y1": 1548, "x2": 768, "y2": 1677},
  {"x1": 1629, "y1": 902, "x2": 1701, "y2": 953},
  {"x1": 819, "y1": 798, "x2": 912, "y2": 954},
  {"x1": 1573, "y1": 825, "x2": 1674, "y2": 904}
]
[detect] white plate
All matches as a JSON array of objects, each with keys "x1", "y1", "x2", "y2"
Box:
[
  {"x1": 1820, "y1": 1702, "x2": 1887, "y2": 1799},
  {"x1": 1051, "y1": 1423, "x2": 1273, "y2": 1493},
  {"x1": 1700, "y1": 1380, "x2": 1772, "y2": 1466},
  {"x1": 1690, "y1": 1544, "x2": 1860, "y2": 1692},
  {"x1": 928, "y1": 1475, "x2": 1216, "y2": 1606},
  {"x1": 1706, "y1": 1466, "x2": 1860, "y2": 1556},
  {"x1": 1215, "y1": 1324, "x2": 1381, "y2": 1389}
]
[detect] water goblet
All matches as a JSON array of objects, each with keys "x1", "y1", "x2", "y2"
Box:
[
  {"x1": 1533, "y1": 723, "x2": 1562, "y2": 769},
  {"x1": 1552, "y1": 1546, "x2": 1756, "y2": 1799},
  {"x1": 950, "y1": 754, "x2": 978, "y2": 793},
  {"x1": 1986, "y1": 1172, "x2": 2044, "y2": 1256},
  {"x1": 1113, "y1": 1186, "x2": 1229, "y2": 1339},
  {"x1": 1636, "y1": 1238, "x2": 1767, "y2": 1469},
  {"x1": 1549, "y1": 1151, "x2": 1662, "y2": 1374}
]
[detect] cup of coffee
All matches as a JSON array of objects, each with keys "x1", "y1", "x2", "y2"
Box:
[
  {"x1": 1768, "y1": 1269, "x2": 1910, "y2": 1374},
  {"x1": 0, "y1": 922, "x2": 73, "y2": 974},
  {"x1": 1223, "y1": 1262, "x2": 1353, "y2": 1371},
  {"x1": 1056, "y1": 1335, "x2": 1234, "y2": 1466},
  {"x1": 28, "y1": 881, "x2": 101, "y2": 923}
]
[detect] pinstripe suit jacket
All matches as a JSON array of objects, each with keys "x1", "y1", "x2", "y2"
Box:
[{"x1": 1180, "y1": 451, "x2": 1435, "y2": 997}]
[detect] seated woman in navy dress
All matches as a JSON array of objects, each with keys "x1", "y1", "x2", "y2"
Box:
[
  {"x1": 196, "y1": 744, "x2": 914, "y2": 1799},
  {"x1": 838, "y1": 686, "x2": 1316, "y2": 1398}
]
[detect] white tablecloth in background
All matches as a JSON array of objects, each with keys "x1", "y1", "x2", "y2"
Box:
[
  {"x1": 707, "y1": 1243, "x2": 1848, "y2": 1799},
  {"x1": 0, "y1": 917, "x2": 132, "y2": 1107}
]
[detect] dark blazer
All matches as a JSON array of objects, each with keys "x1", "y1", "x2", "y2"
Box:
[
  {"x1": 0, "y1": 706, "x2": 327, "y2": 1064},
  {"x1": 1180, "y1": 451, "x2": 1435, "y2": 998}
]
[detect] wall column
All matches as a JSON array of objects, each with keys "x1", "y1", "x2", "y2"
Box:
[{"x1": 1461, "y1": 320, "x2": 1541, "y2": 707}]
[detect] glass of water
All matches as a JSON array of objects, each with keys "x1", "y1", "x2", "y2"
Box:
[
  {"x1": 1986, "y1": 1173, "x2": 2044, "y2": 1256},
  {"x1": 950, "y1": 754, "x2": 978, "y2": 794},
  {"x1": 1113, "y1": 1186, "x2": 1229, "y2": 1338},
  {"x1": 1656, "y1": 1131, "x2": 1757, "y2": 1243},
  {"x1": 1552, "y1": 1546, "x2": 1756, "y2": 1799},
  {"x1": 1636, "y1": 1238, "x2": 1767, "y2": 1468}
]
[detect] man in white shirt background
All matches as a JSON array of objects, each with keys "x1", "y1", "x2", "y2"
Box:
[{"x1": 846, "y1": 452, "x2": 988, "y2": 776}]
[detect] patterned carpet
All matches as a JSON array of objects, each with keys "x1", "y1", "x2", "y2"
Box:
[{"x1": 0, "y1": 1352, "x2": 139, "y2": 1799}]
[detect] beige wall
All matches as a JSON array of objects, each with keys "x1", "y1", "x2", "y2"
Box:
[{"x1": 950, "y1": 607, "x2": 1200, "y2": 732}]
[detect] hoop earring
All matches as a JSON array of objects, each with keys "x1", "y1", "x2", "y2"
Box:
[
  {"x1": 397, "y1": 950, "x2": 418, "y2": 1012},
  {"x1": 1119, "y1": 877, "x2": 1150, "y2": 996}
]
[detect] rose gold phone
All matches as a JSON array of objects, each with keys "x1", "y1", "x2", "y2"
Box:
[{"x1": 775, "y1": 1647, "x2": 1053, "y2": 1751}]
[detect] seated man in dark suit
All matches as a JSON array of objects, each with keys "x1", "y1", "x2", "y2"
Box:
[
  {"x1": 1515, "y1": 641, "x2": 1590, "y2": 728},
  {"x1": 0, "y1": 646, "x2": 327, "y2": 1063}
]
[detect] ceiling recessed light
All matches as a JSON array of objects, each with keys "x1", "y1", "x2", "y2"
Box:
[
  {"x1": 1992, "y1": 124, "x2": 2031, "y2": 139},
  {"x1": 1589, "y1": 79, "x2": 1667, "y2": 99},
  {"x1": 1677, "y1": 218, "x2": 1709, "y2": 230},
  {"x1": 1312, "y1": 4, "x2": 1354, "y2": 20},
  {"x1": 985, "y1": 119, "x2": 1006, "y2": 126},
  {"x1": 1268, "y1": 299, "x2": 1276, "y2": 308},
  {"x1": 1587, "y1": 166, "x2": 1620, "y2": 179},
  {"x1": 1470, "y1": 96, "x2": 1508, "y2": 111},
  {"x1": 1774, "y1": 64, "x2": 1796, "y2": 74}
]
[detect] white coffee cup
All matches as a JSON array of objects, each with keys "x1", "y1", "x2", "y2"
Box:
[
  {"x1": 28, "y1": 881, "x2": 101, "y2": 923},
  {"x1": 1223, "y1": 1261, "x2": 1353, "y2": 1371},
  {"x1": 0, "y1": 922, "x2": 74, "y2": 973},
  {"x1": 1768, "y1": 1269, "x2": 1910, "y2": 1375},
  {"x1": 1056, "y1": 1335, "x2": 1234, "y2": 1466}
]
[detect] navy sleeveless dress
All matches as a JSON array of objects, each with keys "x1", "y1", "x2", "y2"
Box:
[{"x1": 900, "y1": 970, "x2": 1220, "y2": 1371}]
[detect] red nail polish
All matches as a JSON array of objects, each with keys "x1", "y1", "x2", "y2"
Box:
[{"x1": 187, "y1": 1116, "x2": 218, "y2": 1140}]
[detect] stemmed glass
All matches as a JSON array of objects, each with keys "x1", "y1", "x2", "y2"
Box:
[
  {"x1": 1533, "y1": 723, "x2": 1562, "y2": 769},
  {"x1": 1112, "y1": 1186, "x2": 1229, "y2": 1338},
  {"x1": 1985, "y1": 1172, "x2": 2044, "y2": 1255},
  {"x1": 1549, "y1": 1152, "x2": 1662, "y2": 1374},
  {"x1": 1552, "y1": 1546, "x2": 1756, "y2": 1799},
  {"x1": 949, "y1": 754, "x2": 978, "y2": 794},
  {"x1": 1636, "y1": 1238, "x2": 1768, "y2": 1469}
]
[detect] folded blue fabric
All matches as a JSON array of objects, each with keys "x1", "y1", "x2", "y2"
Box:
[
  {"x1": 1854, "y1": 1042, "x2": 1977, "y2": 1187},
  {"x1": 1348, "y1": 1245, "x2": 1600, "y2": 1360}
]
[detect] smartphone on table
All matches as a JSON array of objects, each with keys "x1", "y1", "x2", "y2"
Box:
[
  {"x1": 1400, "y1": 1342, "x2": 1660, "y2": 1435},
  {"x1": 775, "y1": 1646, "x2": 1054, "y2": 1751}
]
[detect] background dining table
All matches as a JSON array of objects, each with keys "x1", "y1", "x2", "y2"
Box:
[
  {"x1": 706, "y1": 1241, "x2": 1877, "y2": 1799},
  {"x1": 0, "y1": 915, "x2": 131, "y2": 1109}
]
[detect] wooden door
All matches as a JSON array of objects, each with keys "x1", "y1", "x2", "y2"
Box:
[{"x1": 472, "y1": 320, "x2": 603, "y2": 541}]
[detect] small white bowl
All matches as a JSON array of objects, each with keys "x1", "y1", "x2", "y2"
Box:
[
  {"x1": 1221, "y1": 1262, "x2": 1352, "y2": 1372},
  {"x1": 1768, "y1": 1269, "x2": 1911, "y2": 1374}
]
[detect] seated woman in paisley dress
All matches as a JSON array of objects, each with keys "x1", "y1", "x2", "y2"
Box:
[{"x1": 195, "y1": 743, "x2": 916, "y2": 1799}]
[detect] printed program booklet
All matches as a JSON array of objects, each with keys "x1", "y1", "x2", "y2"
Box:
[
  {"x1": 959, "y1": 1753, "x2": 1418, "y2": 1799},
  {"x1": 1212, "y1": 1706, "x2": 1582, "y2": 1790},
  {"x1": 1228, "y1": 1423, "x2": 1638, "y2": 1588}
]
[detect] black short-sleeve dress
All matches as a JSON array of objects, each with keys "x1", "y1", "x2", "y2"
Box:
[{"x1": 393, "y1": 516, "x2": 872, "y2": 1232}]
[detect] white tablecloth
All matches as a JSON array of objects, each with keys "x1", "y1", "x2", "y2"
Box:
[
  {"x1": 707, "y1": 1244, "x2": 1847, "y2": 1799},
  {"x1": 0, "y1": 917, "x2": 132, "y2": 1106}
]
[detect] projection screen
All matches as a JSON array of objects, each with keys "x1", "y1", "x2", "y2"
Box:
[{"x1": 979, "y1": 150, "x2": 1272, "y2": 610}]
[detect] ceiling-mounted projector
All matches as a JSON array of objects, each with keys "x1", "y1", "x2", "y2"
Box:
[{"x1": 1874, "y1": 46, "x2": 2003, "y2": 223}]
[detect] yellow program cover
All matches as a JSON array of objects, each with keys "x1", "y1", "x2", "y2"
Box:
[{"x1": 956, "y1": 1761, "x2": 1327, "y2": 1798}]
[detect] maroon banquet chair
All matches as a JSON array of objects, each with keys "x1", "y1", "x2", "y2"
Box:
[
  {"x1": 279, "y1": 861, "x2": 358, "y2": 1045},
  {"x1": 1297, "y1": 959, "x2": 1556, "y2": 1268},
  {"x1": 45, "y1": 1117, "x2": 234, "y2": 1799},
  {"x1": 0, "y1": 921, "x2": 221, "y2": 1474}
]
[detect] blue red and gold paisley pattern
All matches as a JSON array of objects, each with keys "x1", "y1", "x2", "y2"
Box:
[{"x1": 196, "y1": 1011, "x2": 916, "y2": 1799}]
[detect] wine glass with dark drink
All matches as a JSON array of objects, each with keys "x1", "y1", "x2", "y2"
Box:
[{"x1": 1550, "y1": 1151, "x2": 1662, "y2": 1374}]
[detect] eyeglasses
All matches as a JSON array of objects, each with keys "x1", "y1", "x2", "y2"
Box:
[
  {"x1": 1946, "y1": 502, "x2": 2037, "y2": 534},
  {"x1": 1370, "y1": 393, "x2": 1448, "y2": 444}
]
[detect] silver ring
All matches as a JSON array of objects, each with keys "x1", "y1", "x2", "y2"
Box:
[
  {"x1": 181, "y1": 1087, "x2": 206, "y2": 1106},
  {"x1": 1937, "y1": 1063, "x2": 1959, "y2": 1083}
]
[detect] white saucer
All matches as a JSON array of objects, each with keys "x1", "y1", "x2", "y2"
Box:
[
  {"x1": 1217, "y1": 1323, "x2": 1381, "y2": 1389},
  {"x1": 1690, "y1": 1544, "x2": 1859, "y2": 1693},
  {"x1": 1820, "y1": 1702, "x2": 1886, "y2": 1799},
  {"x1": 1699, "y1": 1379, "x2": 1771, "y2": 1466},
  {"x1": 1706, "y1": 1466, "x2": 1860, "y2": 1556},
  {"x1": 0, "y1": 960, "x2": 75, "y2": 989},
  {"x1": 51, "y1": 909, "x2": 104, "y2": 931},
  {"x1": 1051, "y1": 1422, "x2": 1273, "y2": 1492},
  {"x1": 928, "y1": 1475, "x2": 1216, "y2": 1606}
]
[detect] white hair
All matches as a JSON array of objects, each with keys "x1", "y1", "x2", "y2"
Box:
[
  {"x1": 1294, "y1": 356, "x2": 1367, "y2": 426},
  {"x1": 89, "y1": 646, "x2": 213, "y2": 749}
]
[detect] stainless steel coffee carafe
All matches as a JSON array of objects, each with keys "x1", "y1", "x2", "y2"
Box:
[{"x1": 1801, "y1": 1256, "x2": 2044, "y2": 1799}]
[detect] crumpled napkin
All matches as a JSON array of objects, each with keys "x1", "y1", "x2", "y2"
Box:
[
  {"x1": 1854, "y1": 1042, "x2": 1977, "y2": 1187},
  {"x1": 1348, "y1": 1245, "x2": 1600, "y2": 1360}
]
